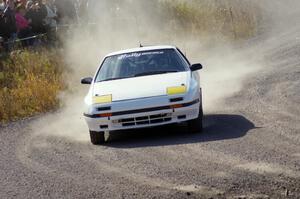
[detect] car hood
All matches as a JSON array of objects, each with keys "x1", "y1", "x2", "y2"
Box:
[{"x1": 93, "y1": 71, "x2": 190, "y2": 101}]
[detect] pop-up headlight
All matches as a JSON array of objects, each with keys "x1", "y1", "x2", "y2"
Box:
[
  {"x1": 167, "y1": 86, "x2": 187, "y2": 95},
  {"x1": 93, "y1": 94, "x2": 112, "y2": 104}
]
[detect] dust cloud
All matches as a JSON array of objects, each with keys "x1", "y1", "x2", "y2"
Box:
[{"x1": 30, "y1": 0, "x2": 300, "y2": 141}]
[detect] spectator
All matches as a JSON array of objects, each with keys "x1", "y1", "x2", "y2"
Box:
[
  {"x1": 5, "y1": 0, "x2": 15, "y2": 10},
  {"x1": 16, "y1": 0, "x2": 27, "y2": 6},
  {"x1": 44, "y1": 0, "x2": 56, "y2": 43},
  {"x1": 0, "y1": 35, "x2": 4, "y2": 51},
  {"x1": 15, "y1": 3, "x2": 33, "y2": 44},
  {"x1": 0, "y1": 0, "x2": 86, "y2": 50},
  {"x1": 15, "y1": 4, "x2": 29, "y2": 32},
  {"x1": 25, "y1": 0, "x2": 47, "y2": 34},
  {"x1": 1, "y1": 0, "x2": 17, "y2": 40},
  {"x1": 25, "y1": 0, "x2": 33, "y2": 11},
  {"x1": 44, "y1": 0, "x2": 57, "y2": 30},
  {"x1": 0, "y1": 3, "x2": 6, "y2": 38}
]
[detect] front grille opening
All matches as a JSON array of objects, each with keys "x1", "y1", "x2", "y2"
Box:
[
  {"x1": 118, "y1": 113, "x2": 172, "y2": 127},
  {"x1": 136, "y1": 121, "x2": 150, "y2": 125},
  {"x1": 170, "y1": 97, "x2": 184, "y2": 103},
  {"x1": 97, "y1": 106, "x2": 111, "y2": 111},
  {"x1": 100, "y1": 125, "x2": 108, "y2": 129},
  {"x1": 150, "y1": 118, "x2": 164, "y2": 124},
  {"x1": 178, "y1": 115, "x2": 186, "y2": 120},
  {"x1": 123, "y1": 122, "x2": 135, "y2": 127},
  {"x1": 164, "y1": 117, "x2": 172, "y2": 122},
  {"x1": 150, "y1": 114, "x2": 168, "y2": 119},
  {"x1": 136, "y1": 116, "x2": 148, "y2": 121},
  {"x1": 121, "y1": 118, "x2": 135, "y2": 123}
]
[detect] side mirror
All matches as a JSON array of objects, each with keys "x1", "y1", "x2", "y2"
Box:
[
  {"x1": 190, "y1": 63, "x2": 203, "y2": 71},
  {"x1": 81, "y1": 77, "x2": 93, "y2": 85}
]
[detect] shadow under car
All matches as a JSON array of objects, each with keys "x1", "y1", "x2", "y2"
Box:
[{"x1": 104, "y1": 114, "x2": 256, "y2": 148}]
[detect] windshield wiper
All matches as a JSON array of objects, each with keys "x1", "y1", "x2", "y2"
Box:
[
  {"x1": 134, "y1": 70, "x2": 179, "y2": 77},
  {"x1": 99, "y1": 77, "x2": 129, "y2": 82}
]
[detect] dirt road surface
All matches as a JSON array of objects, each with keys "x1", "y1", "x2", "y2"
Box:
[{"x1": 1, "y1": 22, "x2": 300, "y2": 199}]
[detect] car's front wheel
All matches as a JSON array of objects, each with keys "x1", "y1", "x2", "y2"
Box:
[
  {"x1": 89, "y1": 131, "x2": 105, "y2": 145},
  {"x1": 187, "y1": 102, "x2": 203, "y2": 133}
]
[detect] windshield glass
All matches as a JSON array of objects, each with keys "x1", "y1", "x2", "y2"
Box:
[{"x1": 95, "y1": 49, "x2": 188, "y2": 82}]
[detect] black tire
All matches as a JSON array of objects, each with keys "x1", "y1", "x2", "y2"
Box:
[
  {"x1": 187, "y1": 102, "x2": 203, "y2": 133},
  {"x1": 89, "y1": 131, "x2": 105, "y2": 145}
]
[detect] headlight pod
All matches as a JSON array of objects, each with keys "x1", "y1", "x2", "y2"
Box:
[
  {"x1": 167, "y1": 86, "x2": 187, "y2": 95},
  {"x1": 92, "y1": 94, "x2": 112, "y2": 104}
]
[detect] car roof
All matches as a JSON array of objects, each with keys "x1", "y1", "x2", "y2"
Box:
[{"x1": 105, "y1": 45, "x2": 177, "y2": 57}]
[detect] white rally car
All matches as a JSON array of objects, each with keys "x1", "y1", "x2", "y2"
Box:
[{"x1": 81, "y1": 45, "x2": 203, "y2": 145}]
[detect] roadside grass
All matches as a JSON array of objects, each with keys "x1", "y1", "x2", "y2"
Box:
[
  {"x1": 0, "y1": 49, "x2": 66, "y2": 123},
  {"x1": 161, "y1": 0, "x2": 261, "y2": 40}
]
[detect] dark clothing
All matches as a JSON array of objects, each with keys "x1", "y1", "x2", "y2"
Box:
[
  {"x1": 0, "y1": 15, "x2": 7, "y2": 38},
  {"x1": 18, "y1": 28, "x2": 34, "y2": 47},
  {"x1": 0, "y1": 7, "x2": 17, "y2": 40},
  {"x1": 25, "y1": 4, "x2": 47, "y2": 34}
]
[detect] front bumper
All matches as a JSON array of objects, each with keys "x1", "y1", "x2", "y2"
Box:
[{"x1": 84, "y1": 98, "x2": 200, "y2": 131}]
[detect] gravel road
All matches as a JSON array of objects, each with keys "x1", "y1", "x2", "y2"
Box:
[{"x1": 1, "y1": 21, "x2": 300, "y2": 199}]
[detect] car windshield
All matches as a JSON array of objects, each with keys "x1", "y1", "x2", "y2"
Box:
[{"x1": 95, "y1": 49, "x2": 188, "y2": 82}]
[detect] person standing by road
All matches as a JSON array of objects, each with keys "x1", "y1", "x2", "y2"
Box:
[
  {"x1": 25, "y1": 0, "x2": 47, "y2": 34},
  {"x1": 2, "y1": 0, "x2": 17, "y2": 39},
  {"x1": 15, "y1": 4, "x2": 33, "y2": 46},
  {"x1": 44, "y1": 0, "x2": 57, "y2": 43}
]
